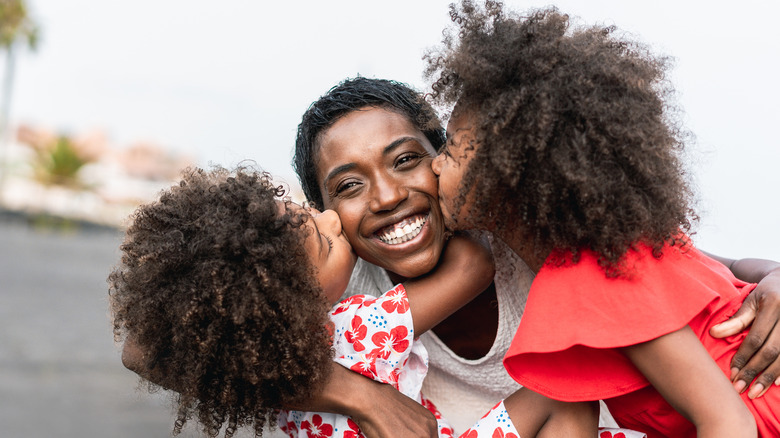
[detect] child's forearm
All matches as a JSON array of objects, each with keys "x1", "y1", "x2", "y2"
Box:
[
  {"x1": 404, "y1": 233, "x2": 495, "y2": 334},
  {"x1": 622, "y1": 326, "x2": 757, "y2": 437}
]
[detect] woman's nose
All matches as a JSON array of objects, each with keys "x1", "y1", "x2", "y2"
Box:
[{"x1": 368, "y1": 174, "x2": 408, "y2": 213}]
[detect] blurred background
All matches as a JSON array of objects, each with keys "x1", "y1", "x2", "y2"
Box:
[{"x1": 0, "y1": 0, "x2": 777, "y2": 437}]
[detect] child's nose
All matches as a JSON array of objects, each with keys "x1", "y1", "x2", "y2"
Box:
[
  {"x1": 432, "y1": 153, "x2": 443, "y2": 176},
  {"x1": 316, "y1": 209, "x2": 342, "y2": 234}
]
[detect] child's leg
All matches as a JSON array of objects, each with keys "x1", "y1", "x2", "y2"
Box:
[{"x1": 459, "y1": 388, "x2": 597, "y2": 438}]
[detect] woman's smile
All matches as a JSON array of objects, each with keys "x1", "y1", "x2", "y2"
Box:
[{"x1": 374, "y1": 213, "x2": 428, "y2": 245}]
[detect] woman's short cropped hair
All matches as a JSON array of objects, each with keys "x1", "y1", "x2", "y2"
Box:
[{"x1": 294, "y1": 77, "x2": 445, "y2": 209}]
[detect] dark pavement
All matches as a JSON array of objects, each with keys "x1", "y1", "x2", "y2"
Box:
[{"x1": 0, "y1": 212, "x2": 274, "y2": 437}]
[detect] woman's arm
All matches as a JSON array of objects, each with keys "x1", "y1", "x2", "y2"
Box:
[
  {"x1": 705, "y1": 252, "x2": 780, "y2": 397},
  {"x1": 403, "y1": 233, "x2": 495, "y2": 334},
  {"x1": 621, "y1": 325, "x2": 756, "y2": 437},
  {"x1": 294, "y1": 363, "x2": 439, "y2": 438},
  {"x1": 122, "y1": 340, "x2": 439, "y2": 438}
]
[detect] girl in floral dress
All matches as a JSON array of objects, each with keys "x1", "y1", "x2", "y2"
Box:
[{"x1": 110, "y1": 166, "x2": 644, "y2": 438}]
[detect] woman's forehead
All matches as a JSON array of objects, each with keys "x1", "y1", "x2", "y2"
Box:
[{"x1": 315, "y1": 107, "x2": 435, "y2": 174}]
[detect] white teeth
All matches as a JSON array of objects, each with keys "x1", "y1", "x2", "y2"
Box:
[{"x1": 377, "y1": 215, "x2": 427, "y2": 245}]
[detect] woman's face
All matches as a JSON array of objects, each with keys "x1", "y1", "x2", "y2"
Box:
[
  {"x1": 314, "y1": 107, "x2": 446, "y2": 279},
  {"x1": 431, "y1": 109, "x2": 479, "y2": 231}
]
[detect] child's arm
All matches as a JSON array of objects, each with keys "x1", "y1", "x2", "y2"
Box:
[
  {"x1": 403, "y1": 233, "x2": 495, "y2": 335},
  {"x1": 704, "y1": 252, "x2": 780, "y2": 397},
  {"x1": 621, "y1": 325, "x2": 757, "y2": 437}
]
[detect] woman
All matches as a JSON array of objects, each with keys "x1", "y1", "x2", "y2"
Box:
[
  {"x1": 290, "y1": 77, "x2": 780, "y2": 436},
  {"x1": 293, "y1": 77, "x2": 530, "y2": 434}
]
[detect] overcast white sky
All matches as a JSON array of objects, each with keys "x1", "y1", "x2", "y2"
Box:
[{"x1": 9, "y1": 0, "x2": 780, "y2": 259}]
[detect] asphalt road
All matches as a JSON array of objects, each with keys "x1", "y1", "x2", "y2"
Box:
[{"x1": 0, "y1": 212, "x2": 277, "y2": 437}]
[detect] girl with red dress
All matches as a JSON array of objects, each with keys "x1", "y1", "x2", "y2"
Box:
[{"x1": 428, "y1": 2, "x2": 780, "y2": 437}]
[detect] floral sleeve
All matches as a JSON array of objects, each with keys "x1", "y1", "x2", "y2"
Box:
[
  {"x1": 279, "y1": 284, "x2": 454, "y2": 437},
  {"x1": 330, "y1": 284, "x2": 429, "y2": 400}
]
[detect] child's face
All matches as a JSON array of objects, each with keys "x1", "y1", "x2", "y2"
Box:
[
  {"x1": 301, "y1": 206, "x2": 358, "y2": 304},
  {"x1": 431, "y1": 108, "x2": 479, "y2": 231}
]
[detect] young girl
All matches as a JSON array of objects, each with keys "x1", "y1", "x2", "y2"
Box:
[
  {"x1": 427, "y1": 3, "x2": 780, "y2": 438},
  {"x1": 110, "y1": 167, "x2": 640, "y2": 437}
]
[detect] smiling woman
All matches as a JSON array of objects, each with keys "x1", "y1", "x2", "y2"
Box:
[
  {"x1": 293, "y1": 77, "x2": 532, "y2": 434},
  {"x1": 314, "y1": 107, "x2": 446, "y2": 280}
]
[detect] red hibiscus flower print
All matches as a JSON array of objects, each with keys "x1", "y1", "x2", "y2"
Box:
[
  {"x1": 480, "y1": 401, "x2": 503, "y2": 420},
  {"x1": 280, "y1": 420, "x2": 298, "y2": 435},
  {"x1": 345, "y1": 316, "x2": 368, "y2": 352},
  {"x1": 332, "y1": 295, "x2": 365, "y2": 315},
  {"x1": 420, "y1": 396, "x2": 442, "y2": 418},
  {"x1": 599, "y1": 432, "x2": 626, "y2": 438},
  {"x1": 492, "y1": 428, "x2": 518, "y2": 438},
  {"x1": 440, "y1": 425, "x2": 454, "y2": 437},
  {"x1": 380, "y1": 285, "x2": 410, "y2": 314},
  {"x1": 460, "y1": 429, "x2": 479, "y2": 438},
  {"x1": 385, "y1": 368, "x2": 401, "y2": 389},
  {"x1": 369, "y1": 326, "x2": 409, "y2": 359},
  {"x1": 343, "y1": 418, "x2": 363, "y2": 438},
  {"x1": 301, "y1": 414, "x2": 333, "y2": 438},
  {"x1": 349, "y1": 355, "x2": 377, "y2": 379}
]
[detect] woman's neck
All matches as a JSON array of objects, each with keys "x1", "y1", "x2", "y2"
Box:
[{"x1": 387, "y1": 271, "x2": 406, "y2": 285}]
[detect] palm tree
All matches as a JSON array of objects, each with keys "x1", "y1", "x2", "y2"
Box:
[{"x1": 0, "y1": 0, "x2": 39, "y2": 202}]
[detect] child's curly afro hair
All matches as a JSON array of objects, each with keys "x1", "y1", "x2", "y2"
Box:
[
  {"x1": 109, "y1": 167, "x2": 333, "y2": 437},
  {"x1": 426, "y1": 1, "x2": 697, "y2": 272}
]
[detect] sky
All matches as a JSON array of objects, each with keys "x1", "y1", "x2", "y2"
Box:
[{"x1": 8, "y1": 0, "x2": 780, "y2": 260}]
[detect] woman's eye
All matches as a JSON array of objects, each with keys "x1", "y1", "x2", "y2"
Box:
[
  {"x1": 335, "y1": 180, "x2": 360, "y2": 195},
  {"x1": 395, "y1": 153, "x2": 421, "y2": 168},
  {"x1": 323, "y1": 234, "x2": 334, "y2": 250}
]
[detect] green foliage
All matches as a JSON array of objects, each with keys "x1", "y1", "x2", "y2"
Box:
[
  {"x1": 0, "y1": 0, "x2": 39, "y2": 50},
  {"x1": 33, "y1": 136, "x2": 90, "y2": 187}
]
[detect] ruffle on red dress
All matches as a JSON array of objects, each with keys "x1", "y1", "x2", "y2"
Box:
[{"x1": 503, "y1": 242, "x2": 753, "y2": 402}]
